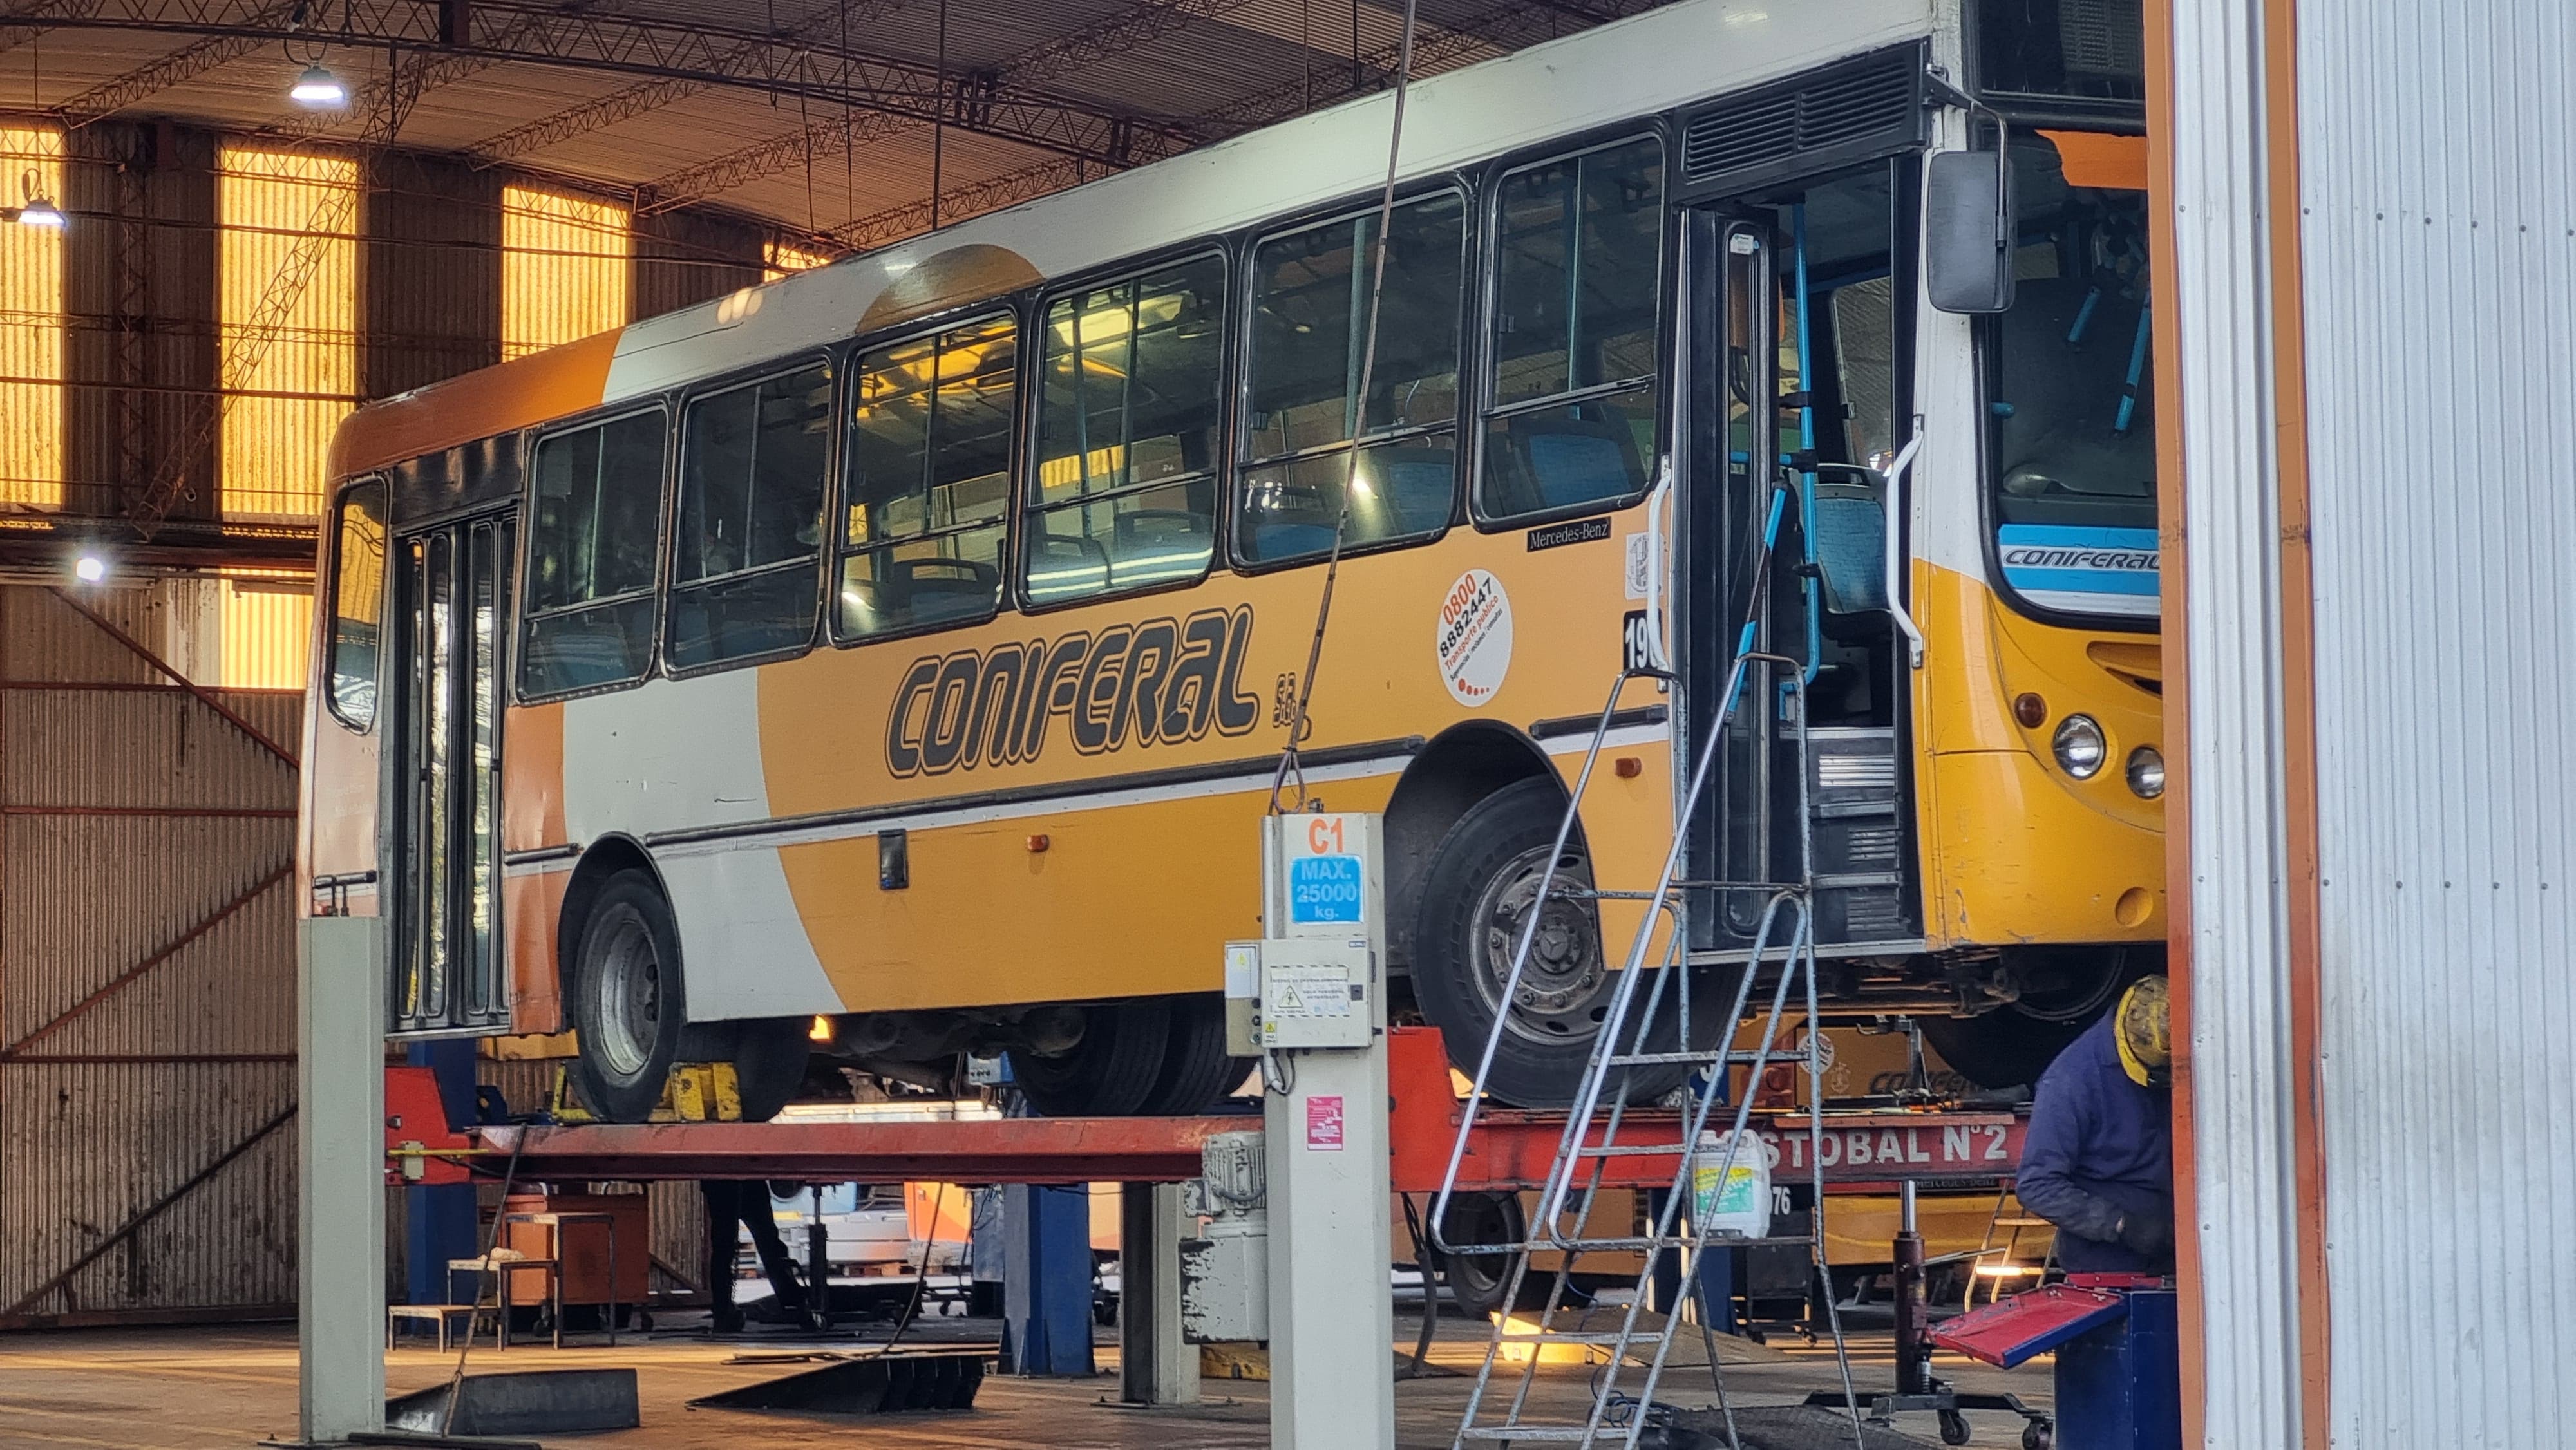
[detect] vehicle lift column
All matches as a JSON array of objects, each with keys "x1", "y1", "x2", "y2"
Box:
[
  {"x1": 298, "y1": 916, "x2": 388, "y2": 1444},
  {"x1": 1245, "y1": 812, "x2": 1396, "y2": 1450}
]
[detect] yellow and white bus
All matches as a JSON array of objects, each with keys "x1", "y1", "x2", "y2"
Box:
[{"x1": 299, "y1": 0, "x2": 2164, "y2": 1118}]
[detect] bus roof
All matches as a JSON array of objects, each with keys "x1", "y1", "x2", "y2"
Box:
[{"x1": 328, "y1": 0, "x2": 1932, "y2": 481}]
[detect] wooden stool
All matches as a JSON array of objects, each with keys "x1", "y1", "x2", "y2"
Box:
[
  {"x1": 450, "y1": 1250, "x2": 559, "y2": 1350},
  {"x1": 385, "y1": 1303, "x2": 479, "y2": 1351}
]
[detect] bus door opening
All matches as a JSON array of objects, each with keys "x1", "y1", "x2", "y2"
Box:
[
  {"x1": 1683, "y1": 162, "x2": 1917, "y2": 955},
  {"x1": 390, "y1": 511, "x2": 516, "y2": 1034}
]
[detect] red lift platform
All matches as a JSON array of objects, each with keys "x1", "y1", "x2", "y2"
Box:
[{"x1": 404, "y1": 1026, "x2": 2025, "y2": 1191}]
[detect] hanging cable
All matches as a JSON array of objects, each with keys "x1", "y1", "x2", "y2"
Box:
[{"x1": 1267, "y1": 0, "x2": 1422, "y2": 814}]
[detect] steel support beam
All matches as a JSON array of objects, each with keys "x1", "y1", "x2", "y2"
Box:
[
  {"x1": 650, "y1": 0, "x2": 1302, "y2": 218},
  {"x1": 812, "y1": 0, "x2": 1670, "y2": 254},
  {"x1": 464, "y1": 0, "x2": 913, "y2": 168},
  {"x1": 10, "y1": 0, "x2": 1199, "y2": 167}
]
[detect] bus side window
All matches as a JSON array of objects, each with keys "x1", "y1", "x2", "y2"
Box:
[
  {"x1": 1475, "y1": 135, "x2": 1664, "y2": 524},
  {"x1": 1024, "y1": 256, "x2": 1225, "y2": 607},
  {"x1": 519, "y1": 410, "x2": 666, "y2": 698},
  {"x1": 326, "y1": 478, "x2": 387, "y2": 729},
  {"x1": 1236, "y1": 189, "x2": 1463, "y2": 566},
  {"x1": 840, "y1": 315, "x2": 1014, "y2": 641},
  {"x1": 667, "y1": 362, "x2": 833, "y2": 670}
]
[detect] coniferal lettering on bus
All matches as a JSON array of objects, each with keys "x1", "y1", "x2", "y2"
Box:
[{"x1": 886, "y1": 605, "x2": 1262, "y2": 777}]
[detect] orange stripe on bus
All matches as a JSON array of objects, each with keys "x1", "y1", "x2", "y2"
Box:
[{"x1": 327, "y1": 330, "x2": 621, "y2": 480}]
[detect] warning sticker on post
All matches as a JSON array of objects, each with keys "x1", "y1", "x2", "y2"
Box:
[
  {"x1": 1287, "y1": 854, "x2": 1364, "y2": 924},
  {"x1": 1305, "y1": 1094, "x2": 1345, "y2": 1151}
]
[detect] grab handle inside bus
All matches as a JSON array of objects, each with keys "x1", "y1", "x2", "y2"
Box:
[
  {"x1": 1882, "y1": 432, "x2": 1926, "y2": 668},
  {"x1": 1641, "y1": 455, "x2": 1674, "y2": 673}
]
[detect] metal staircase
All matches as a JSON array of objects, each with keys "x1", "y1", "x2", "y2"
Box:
[{"x1": 1432, "y1": 484, "x2": 1867, "y2": 1450}]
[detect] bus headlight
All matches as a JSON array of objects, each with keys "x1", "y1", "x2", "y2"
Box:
[
  {"x1": 2052, "y1": 715, "x2": 2107, "y2": 779},
  {"x1": 2126, "y1": 746, "x2": 2166, "y2": 799}
]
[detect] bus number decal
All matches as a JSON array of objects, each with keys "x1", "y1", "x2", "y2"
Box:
[
  {"x1": 886, "y1": 605, "x2": 1262, "y2": 778},
  {"x1": 1621, "y1": 610, "x2": 1654, "y2": 672}
]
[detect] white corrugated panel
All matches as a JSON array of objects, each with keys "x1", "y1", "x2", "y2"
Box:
[
  {"x1": 2164, "y1": 0, "x2": 2309, "y2": 1443},
  {"x1": 2295, "y1": 2, "x2": 2576, "y2": 1443}
]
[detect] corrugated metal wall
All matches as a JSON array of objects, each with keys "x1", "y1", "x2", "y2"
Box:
[
  {"x1": 2293, "y1": 1, "x2": 2576, "y2": 1441},
  {"x1": 500, "y1": 185, "x2": 630, "y2": 359},
  {"x1": 2163, "y1": 0, "x2": 2311, "y2": 1438},
  {"x1": 634, "y1": 209, "x2": 764, "y2": 323},
  {"x1": 363, "y1": 155, "x2": 502, "y2": 401},
  {"x1": 0, "y1": 125, "x2": 66, "y2": 510},
  {"x1": 0, "y1": 583, "x2": 302, "y2": 1328},
  {"x1": 216, "y1": 148, "x2": 360, "y2": 524},
  {"x1": 62, "y1": 122, "x2": 224, "y2": 529}
]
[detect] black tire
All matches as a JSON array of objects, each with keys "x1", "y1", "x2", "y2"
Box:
[
  {"x1": 1435, "y1": 1191, "x2": 1526, "y2": 1319},
  {"x1": 1011, "y1": 999, "x2": 1171, "y2": 1116},
  {"x1": 2023, "y1": 1420, "x2": 2056, "y2": 1450},
  {"x1": 1412, "y1": 778, "x2": 1696, "y2": 1108},
  {"x1": 728, "y1": 1017, "x2": 811, "y2": 1124},
  {"x1": 1940, "y1": 1409, "x2": 1972, "y2": 1445},
  {"x1": 1135, "y1": 994, "x2": 1249, "y2": 1115},
  {"x1": 1920, "y1": 1008, "x2": 2092, "y2": 1091},
  {"x1": 568, "y1": 870, "x2": 687, "y2": 1124}
]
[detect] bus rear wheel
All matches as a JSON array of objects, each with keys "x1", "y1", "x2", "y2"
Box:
[
  {"x1": 1137, "y1": 993, "x2": 1250, "y2": 1115},
  {"x1": 1412, "y1": 779, "x2": 1690, "y2": 1109},
  {"x1": 1011, "y1": 999, "x2": 1171, "y2": 1116},
  {"x1": 569, "y1": 870, "x2": 687, "y2": 1124}
]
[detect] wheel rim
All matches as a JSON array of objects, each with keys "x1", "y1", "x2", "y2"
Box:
[
  {"x1": 1439, "y1": 1194, "x2": 1513, "y2": 1301},
  {"x1": 1470, "y1": 843, "x2": 1609, "y2": 1044},
  {"x1": 585, "y1": 905, "x2": 659, "y2": 1082}
]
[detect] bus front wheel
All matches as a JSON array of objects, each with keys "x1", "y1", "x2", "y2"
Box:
[
  {"x1": 568, "y1": 869, "x2": 687, "y2": 1124},
  {"x1": 1411, "y1": 779, "x2": 1688, "y2": 1109}
]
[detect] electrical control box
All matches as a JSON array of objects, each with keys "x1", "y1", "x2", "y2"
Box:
[{"x1": 1249, "y1": 937, "x2": 1375, "y2": 1050}]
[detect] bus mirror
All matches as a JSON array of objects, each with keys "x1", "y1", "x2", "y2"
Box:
[{"x1": 1926, "y1": 147, "x2": 2017, "y2": 315}]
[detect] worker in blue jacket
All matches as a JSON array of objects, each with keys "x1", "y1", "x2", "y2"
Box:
[{"x1": 2016, "y1": 975, "x2": 2175, "y2": 1275}]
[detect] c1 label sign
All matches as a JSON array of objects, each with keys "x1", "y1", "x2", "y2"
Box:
[{"x1": 1287, "y1": 814, "x2": 1363, "y2": 925}]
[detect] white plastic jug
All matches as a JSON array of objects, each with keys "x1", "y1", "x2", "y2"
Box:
[{"x1": 1689, "y1": 1128, "x2": 1772, "y2": 1239}]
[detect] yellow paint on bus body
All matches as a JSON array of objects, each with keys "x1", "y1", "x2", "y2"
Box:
[{"x1": 1911, "y1": 561, "x2": 2166, "y2": 949}]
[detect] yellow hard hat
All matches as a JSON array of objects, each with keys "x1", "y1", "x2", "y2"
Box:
[{"x1": 2114, "y1": 974, "x2": 2172, "y2": 1087}]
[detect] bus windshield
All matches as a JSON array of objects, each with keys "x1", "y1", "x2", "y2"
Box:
[{"x1": 1987, "y1": 132, "x2": 2157, "y2": 625}]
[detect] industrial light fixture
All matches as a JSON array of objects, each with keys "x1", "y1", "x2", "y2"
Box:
[
  {"x1": 289, "y1": 61, "x2": 348, "y2": 109},
  {"x1": 73, "y1": 554, "x2": 106, "y2": 584},
  {"x1": 14, "y1": 169, "x2": 63, "y2": 229},
  {"x1": 283, "y1": 1, "x2": 348, "y2": 110}
]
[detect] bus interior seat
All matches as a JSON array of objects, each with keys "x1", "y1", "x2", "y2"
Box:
[
  {"x1": 1367, "y1": 447, "x2": 1457, "y2": 530},
  {"x1": 523, "y1": 618, "x2": 639, "y2": 692},
  {"x1": 1110, "y1": 509, "x2": 1211, "y2": 585},
  {"x1": 1026, "y1": 533, "x2": 1110, "y2": 601},
  {"x1": 1250, "y1": 522, "x2": 1341, "y2": 560},
  {"x1": 1507, "y1": 414, "x2": 1642, "y2": 511},
  {"x1": 1810, "y1": 477, "x2": 1889, "y2": 624},
  {"x1": 884, "y1": 555, "x2": 999, "y2": 624}
]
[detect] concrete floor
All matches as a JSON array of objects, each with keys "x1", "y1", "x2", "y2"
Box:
[{"x1": 0, "y1": 1313, "x2": 2054, "y2": 1449}]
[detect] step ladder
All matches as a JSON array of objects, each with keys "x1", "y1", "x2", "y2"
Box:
[{"x1": 1432, "y1": 485, "x2": 1868, "y2": 1450}]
